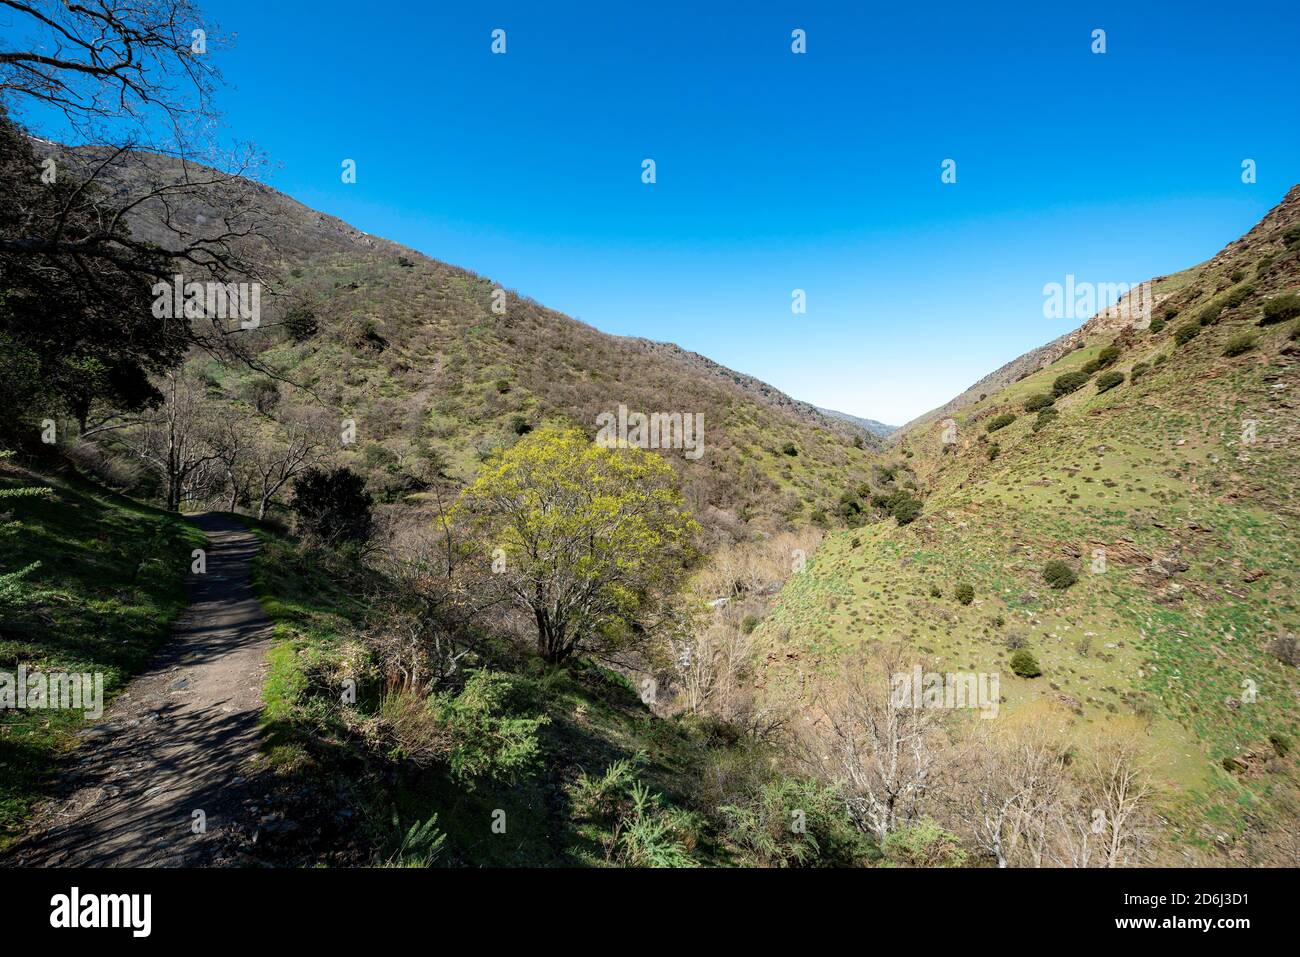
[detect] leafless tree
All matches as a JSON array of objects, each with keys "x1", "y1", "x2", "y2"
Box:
[
  {"x1": 123, "y1": 366, "x2": 221, "y2": 510},
  {"x1": 805, "y1": 646, "x2": 946, "y2": 842},
  {"x1": 247, "y1": 414, "x2": 328, "y2": 520}
]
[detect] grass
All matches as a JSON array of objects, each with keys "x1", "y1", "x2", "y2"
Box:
[{"x1": 0, "y1": 463, "x2": 202, "y2": 847}]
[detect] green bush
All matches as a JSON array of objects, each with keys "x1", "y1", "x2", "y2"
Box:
[
  {"x1": 1148, "y1": 315, "x2": 1166, "y2": 333},
  {"x1": 1031, "y1": 407, "x2": 1058, "y2": 432},
  {"x1": 1224, "y1": 333, "x2": 1256, "y2": 357},
  {"x1": 428, "y1": 671, "x2": 549, "y2": 786},
  {"x1": 1173, "y1": 322, "x2": 1201, "y2": 346},
  {"x1": 722, "y1": 777, "x2": 867, "y2": 868},
  {"x1": 291, "y1": 467, "x2": 375, "y2": 544},
  {"x1": 1095, "y1": 370, "x2": 1124, "y2": 393},
  {"x1": 1129, "y1": 361, "x2": 1150, "y2": 381},
  {"x1": 987, "y1": 443, "x2": 1000, "y2": 461},
  {"x1": 985, "y1": 413, "x2": 1016, "y2": 433},
  {"x1": 781, "y1": 441, "x2": 799, "y2": 456},
  {"x1": 569, "y1": 759, "x2": 699, "y2": 867},
  {"x1": 1196, "y1": 303, "x2": 1223, "y2": 326},
  {"x1": 1259, "y1": 293, "x2": 1300, "y2": 326},
  {"x1": 1042, "y1": 560, "x2": 1078, "y2": 590},
  {"x1": 929, "y1": 585, "x2": 942, "y2": 598},
  {"x1": 1096, "y1": 345, "x2": 1121, "y2": 367},
  {"x1": 1023, "y1": 393, "x2": 1054, "y2": 412},
  {"x1": 1009, "y1": 649, "x2": 1042, "y2": 678},
  {"x1": 890, "y1": 494, "x2": 922, "y2": 526},
  {"x1": 881, "y1": 819, "x2": 968, "y2": 868},
  {"x1": 741, "y1": 614, "x2": 760, "y2": 635},
  {"x1": 1052, "y1": 370, "x2": 1090, "y2": 397},
  {"x1": 1284, "y1": 226, "x2": 1300, "y2": 248},
  {"x1": 954, "y1": 583, "x2": 974, "y2": 605},
  {"x1": 1224, "y1": 283, "x2": 1255, "y2": 308}
]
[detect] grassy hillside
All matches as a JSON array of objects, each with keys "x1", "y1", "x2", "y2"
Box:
[
  {"x1": 754, "y1": 186, "x2": 1300, "y2": 864},
  {"x1": 0, "y1": 462, "x2": 202, "y2": 846}
]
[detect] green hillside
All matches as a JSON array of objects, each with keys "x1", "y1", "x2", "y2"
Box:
[{"x1": 754, "y1": 186, "x2": 1300, "y2": 865}]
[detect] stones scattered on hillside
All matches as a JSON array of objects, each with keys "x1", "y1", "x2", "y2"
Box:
[
  {"x1": 1148, "y1": 548, "x2": 1189, "y2": 581},
  {"x1": 1053, "y1": 692, "x2": 1084, "y2": 715},
  {"x1": 1243, "y1": 568, "x2": 1269, "y2": 583}
]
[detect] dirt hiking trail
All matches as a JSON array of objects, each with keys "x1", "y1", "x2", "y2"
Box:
[{"x1": 11, "y1": 513, "x2": 272, "y2": 866}]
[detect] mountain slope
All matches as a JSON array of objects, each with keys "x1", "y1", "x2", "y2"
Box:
[
  {"x1": 60, "y1": 145, "x2": 883, "y2": 539},
  {"x1": 755, "y1": 186, "x2": 1300, "y2": 864}
]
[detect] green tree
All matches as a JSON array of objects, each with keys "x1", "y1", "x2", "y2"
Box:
[
  {"x1": 290, "y1": 466, "x2": 374, "y2": 545},
  {"x1": 455, "y1": 426, "x2": 699, "y2": 664}
]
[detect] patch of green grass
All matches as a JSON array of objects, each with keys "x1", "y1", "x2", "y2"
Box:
[{"x1": 0, "y1": 465, "x2": 202, "y2": 846}]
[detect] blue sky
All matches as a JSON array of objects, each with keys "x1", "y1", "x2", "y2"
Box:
[{"x1": 26, "y1": 0, "x2": 1300, "y2": 423}]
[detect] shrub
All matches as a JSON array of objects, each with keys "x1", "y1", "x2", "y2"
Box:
[
  {"x1": 1096, "y1": 345, "x2": 1121, "y2": 367},
  {"x1": 1095, "y1": 370, "x2": 1124, "y2": 393},
  {"x1": 384, "y1": 814, "x2": 447, "y2": 867},
  {"x1": 1224, "y1": 283, "x2": 1255, "y2": 308},
  {"x1": 1129, "y1": 361, "x2": 1150, "y2": 381},
  {"x1": 881, "y1": 819, "x2": 968, "y2": 868},
  {"x1": 740, "y1": 614, "x2": 760, "y2": 635},
  {"x1": 1259, "y1": 293, "x2": 1300, "y2": 326},
  {"x1": 1031, "y1": 407, "x2": 1058, "y2": 432},
  {"x1": 987, "y1": 443, "x2": 1000, "y2": 461},
  {"x1": 569, "y1": 759, "x2": 699, "y2": 867},
  {"x1": 929, "y1": 585, "x2": 942, "y2": 598},
  {"x1": 1080, "y1": 358, "x2": 1102, "y2": 376},
  {"x1": 1009, "y1": 649, "x2": 1042, "y2": 678},
  {"x1": 722, "y1": 777, "x2": 867, "y2": 868},
  {"x1": 494, "y1": 378, "x2": 511, "y2": 394},
  {"x1": 954, "y1": 583, "x2": 974, "y2": 605},
  {"x1": 283, "y1": 303, "x2": 319, "y2": 342},
  {"x1": 889, "y1": 493, "x2": 922, "y2": 526},
  {"x1": 781, "y1": 441, "x2": 799, "y2": 456},
  {"x1": 1023, "y1": 393, "x2": 1054, "y2": 412},
  {"x1": 291, "y1": 467, "x2": 374, "y2": 545},
  {"x1": 427, "y1": 671, "x2": 548, "y2": 785},
  {"x1": 618, "y1": 782, "x2": 700, "y2": 867},
  {"x1": 1173, "y1": 322, "x2": 1201, "y2": 346},
  {"x1": 1052, "y1": 371, "x2": 1090, "y2": 397},
  {"x1": 1148, "y1": 315, "x2": 1166, "y2": 333},
  {"x1": 1284, "y1": 226, "x2": 1300, "y2": 248},
  {"x1": 1042, "y1": 559, "x2": 1078, "y2": 589},
  {"x1": 985, "y1": 413, "x2": 1016, "y2": 433},
  {"x1": 1223, "y1": 333, "x2": 1256, "y2": 357},
  {"x1": 1196, "y1": 303, "x2": 1223, "y2": 326}
]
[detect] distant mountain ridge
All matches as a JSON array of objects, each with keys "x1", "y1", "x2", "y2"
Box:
[{"x1": 814, "y1": 407, "x2": 897, "y2": 438}]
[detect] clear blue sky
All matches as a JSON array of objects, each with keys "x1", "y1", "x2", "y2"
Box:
[{"x1": 40, "y1": 1, "x2": 1300, "y2": 423}]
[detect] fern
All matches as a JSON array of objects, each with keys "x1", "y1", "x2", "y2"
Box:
[{"x1": 386, "y1": 812, "x2": 447, "y2": 867}]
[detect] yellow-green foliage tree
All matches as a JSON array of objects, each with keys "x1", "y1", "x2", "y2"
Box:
[{"x1": 455, "y1": 426, "x2": 699, "y2": 664}]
